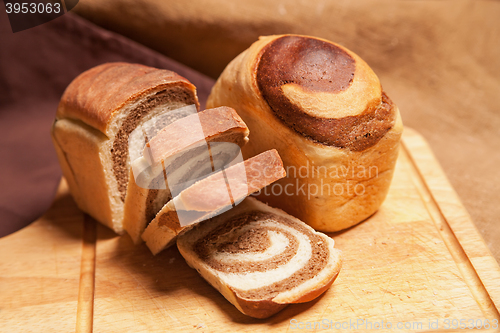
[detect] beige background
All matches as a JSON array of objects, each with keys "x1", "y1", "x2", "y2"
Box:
[{"x1": 75, "y1": 0, "x2": 500, "y2": 262}]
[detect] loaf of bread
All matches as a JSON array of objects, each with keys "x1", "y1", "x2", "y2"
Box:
[
  {"x1": 142, "y1": 149, "x2": 286, "y2": 255},
  {"x1": 177, "y1": 196, "x2": 342, "y2": 319},
  {"x1": 207, "y1": 35, "x2": 403, "y2": 232},
  {"x1": 123, "y1": 106, "x2": 249, "y2": 244},
  {"x1": 51, "y1": 63, "x2": 198, "y2": 233}
]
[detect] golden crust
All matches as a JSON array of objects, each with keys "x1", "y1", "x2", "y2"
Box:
[
  {"x1": 231, "y1": 253, "x2": 341, "y2": 319},
  {"x1": 56, "y1": 62, "x2": 199, "y2": 135},
  {"x1": 233, "y1": 297, "x2": 287, "y2": 319}
]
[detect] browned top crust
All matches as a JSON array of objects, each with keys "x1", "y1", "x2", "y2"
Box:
[
  {"x1": 256, "y1": 35, "x2": 396, "y2": 151},
  {"x1": 257, "y1": 35, "x2": 355, "y2": 95},
  {"x1": 56, "y1": 62, "x2": 199, "y2": 134}
]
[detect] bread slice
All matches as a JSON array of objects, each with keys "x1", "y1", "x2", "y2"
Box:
[
  {"x1": 123, "y1": 106, "x2": 249, "y2": 244},
  {"x1": 51, "y1": 63, "x2": 199, "y2": 233},
  {"x1": 177, "y1": 196, "x2": 342, "y2": 319},
  {"x1": 141, "y1": 149, "x2": 286, "y2": 255}
]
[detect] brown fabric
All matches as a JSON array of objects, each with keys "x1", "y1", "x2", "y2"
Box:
[
  {"x1": 0, "y1": 12, "x2": 213, "y2": 237},
  {"x1": 74, "y1": 0, "x2": 500, "y2": 263}
]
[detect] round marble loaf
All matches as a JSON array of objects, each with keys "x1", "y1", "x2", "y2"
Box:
[{"x1": 207, "y1": 35, "x2": 403, "y2": 232}]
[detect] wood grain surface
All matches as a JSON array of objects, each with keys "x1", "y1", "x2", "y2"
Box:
[
  {"x1": 74, "y1": 0, "x2": 500, "y2": 264},
  {"x1": 1, "y1": 129, "x2": 499, "y2": 332}
]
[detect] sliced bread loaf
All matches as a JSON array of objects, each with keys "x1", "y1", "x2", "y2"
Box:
[{"x1": 123, "y1": 106, "x2": 249, "y2": 243}]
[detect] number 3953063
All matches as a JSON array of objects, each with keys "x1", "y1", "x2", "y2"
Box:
[
  {"x1": 443, "y1": 318, "x2": 499, "y2": 330},
  {"x1": 5, "y1": 2, "x2": 61, "y2": 14}
]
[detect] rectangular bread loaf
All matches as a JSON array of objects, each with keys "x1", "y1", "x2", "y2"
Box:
[
  {"x1": 51, "y1": 63, "x2": 199, "y2": 233},
  {"x1": 51, "y1": 63, "x2": 198, "y2": 233}
]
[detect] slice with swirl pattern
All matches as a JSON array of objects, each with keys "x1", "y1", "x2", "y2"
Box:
[{"x1": 177, "y1": 197, "x2": 342, "y2": 319}]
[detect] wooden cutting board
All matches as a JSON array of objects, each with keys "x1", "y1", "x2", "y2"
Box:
[{"x1": 1, "y1": 128, "x2": 499, "y2": 332}]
